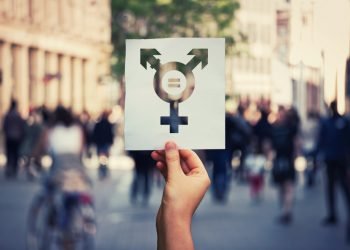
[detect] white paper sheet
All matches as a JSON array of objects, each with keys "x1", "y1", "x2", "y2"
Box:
[{"x1": 124, "y1": 38, "x2": 225, "y2": 150}]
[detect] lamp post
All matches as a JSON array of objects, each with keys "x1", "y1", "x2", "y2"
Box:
[{"x1": 320, "y1": 50, "x2": 326, "y2": 115}]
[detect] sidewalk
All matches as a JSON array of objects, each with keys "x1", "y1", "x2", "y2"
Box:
[
  {"x1": 0, "y1": 166, "x2": 348, "y2": 250},
  {"x1": 93, "y1": 170, "x2": 350, "y2": 250}
]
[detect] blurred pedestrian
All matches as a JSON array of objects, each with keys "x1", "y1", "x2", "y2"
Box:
[
  {"x1": 302, "y1": 111, "x2": 321, "y2": 187},
  {"x1": 2, "y1": 100, "x2": 26, "y2": 178},
  {"x1": 26, "y1": 106, "x2": 94, "y2": 249},
  {"x1": 270, "y1": 106, "x2": 299, "y2": 224},
  {"x1": 207, "y1": 112, "x2": 237, "y2": 203},
  {"x1": 225, "y1": 111, "x2": 237, "y2": 160},
  {"x1": 20, "y1": 109, "x2": 46, "y2": 179},
  {"x1": 92, "y1": 111, "x2": 114, "y2": 179},
  {"x1": 245, "y1": 149, "x2": 265, "y2": 202},
  {"x1": 253, "y1": 107, "x2": 271, "y2": 155},
  {"x1": 129, "y1": 150, "x2": 154, "y2": 206},
  {"x1": 231, "y1": 105, "x2": 252, "y2": 182},
  {"x1": 317, "y1": 101, "x2": 350, "y2": 242},
  {"x1": 38, "y1": 105, "x2": 51, "y2": 125},
  {"x1": 47, "y1": 106, "x2": 86, "y2": 176},
  {"x1": 79, "y1": 110, "x2": 94, "y2": 159},
  {"x1": 242, "y1": 107, "x2": 272, "y2": 202},
  {"x1": 207, "y1": 149, "x2": 229, "y2": 203}
]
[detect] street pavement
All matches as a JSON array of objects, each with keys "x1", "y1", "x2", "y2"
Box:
[{"x1": 0, "y1": 163, "x2": 349, "y2": 250}]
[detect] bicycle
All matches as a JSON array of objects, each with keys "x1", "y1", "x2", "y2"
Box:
[{"x1": 26, "y1": 169, "x2": 96, "y2": 250}]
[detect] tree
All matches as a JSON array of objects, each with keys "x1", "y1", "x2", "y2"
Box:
[{"x1": 111, "y1": 0, "x2": 242, "y2": 79}]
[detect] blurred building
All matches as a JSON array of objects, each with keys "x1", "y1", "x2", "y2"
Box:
[
  {"x1": 275, "y1": 0, "x2": 323, "y2": 121},
  {"x1": 230, "y1": 0, "x2": 276, "y2": 101},
  {"x1": 0, "y1": 0, "x2": 112, "y2": 117},
  {"x1": 275, "y1": 0, "x2": 350, "y2": 117},
  {"x1": 313, "y1": 0, "x2": 350, "y2": 114},
  {"x1": 231, "y1": 0, "x2": 350, "y2": 119}
]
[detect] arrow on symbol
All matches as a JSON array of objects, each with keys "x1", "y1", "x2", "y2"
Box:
[
  {"x1": 186, "y1": 49, "x2": 208, "y2": 70},
  {"x1": 140, "y1": 49, "x2": 161, "y2": 70}
]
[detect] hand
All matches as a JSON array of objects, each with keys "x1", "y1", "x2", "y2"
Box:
[{"x1": 151, "y1": 141, "x2": 210, "y2": 250}]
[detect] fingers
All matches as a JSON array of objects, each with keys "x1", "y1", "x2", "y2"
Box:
[
  {"x1": 152, "y1": 145, "x2": 205, "y2": 176},
  {"x1": 151, "y1": 150, "x2": 165, "y2": 162},
  {"x1": 179, "y1": 149, "x2": 205, "y2": 173},
  {"x1": 152, "y1": 150, "x2": 192, "y2": 175},
  {"x1": 151, "y1": 151, "x2": 166, "y2": 178},
  {"x1": 180, "y1": 159, "x2": 191, "y2": 174},
  {"x1": 164, "y1": 141, "x2": 183, "y2": 177},
  {"x1": 156, "y1": 161, "x2": 167, "y2": 178}
]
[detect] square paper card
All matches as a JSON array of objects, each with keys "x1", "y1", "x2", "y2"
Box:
[{"x1": 124, "y1": 38, "x2": 225, "y2": 150}]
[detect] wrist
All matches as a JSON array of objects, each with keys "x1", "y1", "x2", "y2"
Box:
[
  {"x1": 158, "y1": 205, "x2": 191, "y2": 226},
  {"x1": 157, "y1": 203, "x2": 193, "y2": 228},
  {"x1": 157, "y1": 205, "x2": 194, "y2": 250}
]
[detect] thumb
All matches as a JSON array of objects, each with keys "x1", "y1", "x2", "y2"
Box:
[{"x1": 165, "y1": 141, "x2": 182, "y2": 178}]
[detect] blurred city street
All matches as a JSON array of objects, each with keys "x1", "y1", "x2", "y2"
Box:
[
  {"x1": 0, "y1": 162, "x2": 348, "y2": 250},
  {"x1": 1, "y1": 1, "x2": 350, "y2": 250}
]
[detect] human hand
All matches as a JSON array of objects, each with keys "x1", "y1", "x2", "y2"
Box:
[{"x1": 151, "y1": 141, "x2": 210, "y2": 250}]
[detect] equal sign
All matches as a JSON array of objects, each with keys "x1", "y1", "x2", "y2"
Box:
[{"x1": 168, "y1": 78, "x2": 181, "y2": 88}]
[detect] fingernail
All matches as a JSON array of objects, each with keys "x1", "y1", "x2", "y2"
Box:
[{"x1": 165, "y1": 141, "x2": 177, "y2": 151}]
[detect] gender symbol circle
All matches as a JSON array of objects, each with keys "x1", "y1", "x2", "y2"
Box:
[
  {"x1": 161, "y1": 70, "x2": 186, "y2": 96},
  {"x1": 153, "y1": 62, "x2": 195, "y2": 103}
]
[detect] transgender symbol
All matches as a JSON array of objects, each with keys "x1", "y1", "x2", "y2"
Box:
[{"x1": 140, "y1": 48, "x2": 208, "y2": 133}]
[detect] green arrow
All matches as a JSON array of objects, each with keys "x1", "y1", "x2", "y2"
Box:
[
  {"x1": 140, "y1": 49, "x2": 161, "y2": 69},
  {"x1": 186, "y1": 49, "x2": 208, "y2": 70}
]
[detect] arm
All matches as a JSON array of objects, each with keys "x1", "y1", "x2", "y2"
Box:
[{"x1": 151, "y1": 142, "x2": 211, "y2": 250}]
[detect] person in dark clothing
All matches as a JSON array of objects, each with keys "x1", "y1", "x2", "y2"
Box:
[
  {"x1": 253, "y1": 108, "x2": 272, "y2": 154},
  {"x1": 20, "y1": 110, "x2": 46, "y2": 179},
  {"x1": 93, "y1": 111, "x2": 114, "y2": 154},
  {"x1": 317, "y1": 101, "x2": 350, "y2": 242},
  {"x1": 207, "y1": 113, "x2": 237, "y2": 203},
  {"x1": 230, "y1": 107, "x2": 252, "y2": 182},
  {"x1": 226, "y1": 112, "x2": 238, "y2": 158},
  {"x1": 38, "y1": 105, "x2": 51, "y2": 125},
  {"x1": 92, "y1": 111, "x2": 114, "y2": 179},
  {"x1": 79, "y1": 110, "x2": 94, "y2": 159},
  {"x1": 270, "y1": 106, "x2": 299, "y2": 224},
  {"x1": 208, "y1": 149, "x2": 229, "y2": 203},
  {"x1": 129, "y1": 150, "x2": 154, "y2": 206},
  {"x1": 2, "y1": 100, "x2": 26, "y2": 178}
]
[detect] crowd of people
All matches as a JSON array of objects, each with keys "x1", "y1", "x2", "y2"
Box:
[
  {"x1": 0, "y1": 100, "x2": 155, "y2": 204},
  {"x1": 207, "y1": 99, "x2": 350, "y2": 243},
  {"x1": 1, "y1": 98, "x2": 350, "y2": 245},
  {"x1": 1, "y1": 100, "x2": 115, "y2": 180},
  {"x1": 212, "y1": 104, "x2": 301, "y2": 219}
]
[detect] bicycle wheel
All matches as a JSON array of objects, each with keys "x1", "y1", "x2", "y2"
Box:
[
  {"x1": 67, "y1": 204, "x2": 96, "y2": 250},
  {"x1": 26, "y1": 193, "x2": 56, "y2": 250},
  {"x1": 81, "y1": 204, "x2": 96, "y2": 250}
]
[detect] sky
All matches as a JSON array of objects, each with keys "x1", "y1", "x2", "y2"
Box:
[{"x1": 314, "y1": 0, "x2": 350, "y2": 111}]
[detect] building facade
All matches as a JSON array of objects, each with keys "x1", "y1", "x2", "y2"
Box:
[
  {"x1": 287, "y1": 0, "x2": 322, "y2": 120},
  {"x1": 231, "y1": 0, "x2": 326, "y2": 119},
  {"x1": 230, "y1": 0, "x2": 276, "y2": 101},
  {"x1": 0, "y1": 0, "x2": 112, "y2": 117},
  {"x1": 275, "y1": 0, "x2": 350, "y2": 116}
]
